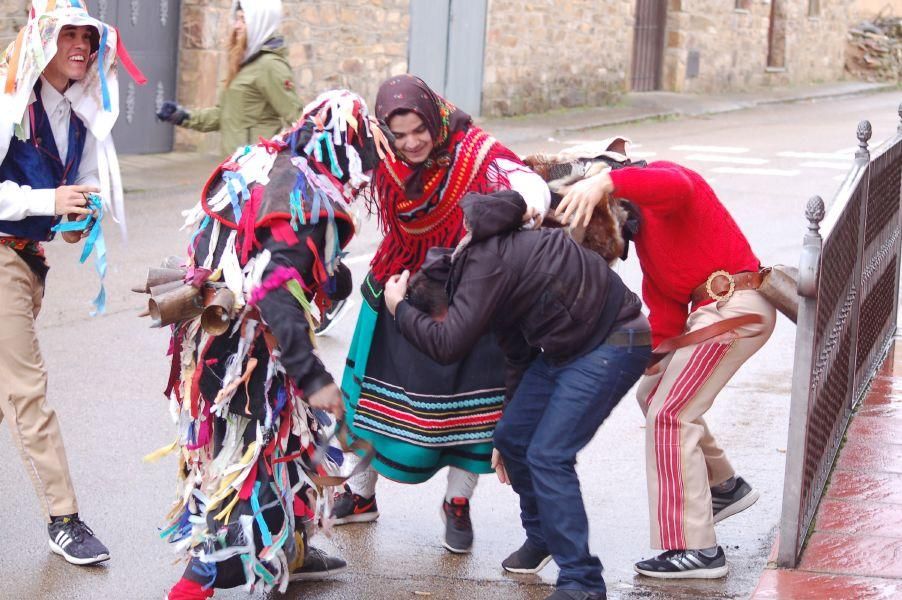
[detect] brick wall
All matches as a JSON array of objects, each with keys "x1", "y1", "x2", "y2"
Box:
[
  {"x1": 176, "y1": 0, "x2": 410, "y2": 152},
  {"x1": 481, "y1": 0, "x2": 633, "y2": 117}
]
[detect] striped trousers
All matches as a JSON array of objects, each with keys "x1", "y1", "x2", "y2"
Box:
[{"x1": 637, "y1": 290, "x2": 775, "y2": 550}]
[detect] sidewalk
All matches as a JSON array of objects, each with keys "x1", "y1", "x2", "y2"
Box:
[
  {"x1": 478, "y1": 80, "x2": 897, "y2": 146},
  {"x1": 751, "y1": 338, "x2": 902, "y2": 600},
  {"x1": 118, "y1": 80, "x2": 897, "y2": 194}
]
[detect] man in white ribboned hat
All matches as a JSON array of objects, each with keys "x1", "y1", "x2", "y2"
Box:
[{"x1": 0, "y1": 0, "x2": 144, "y2": 566}]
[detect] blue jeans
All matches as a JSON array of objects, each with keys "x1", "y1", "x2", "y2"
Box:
[{"x1": 493, "y1": 337, "x2": 651, "y2": 593}]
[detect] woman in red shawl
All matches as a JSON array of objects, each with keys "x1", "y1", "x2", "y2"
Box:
[{"x1": 336, "y1": 75, "x2": 549, "y2": 553}]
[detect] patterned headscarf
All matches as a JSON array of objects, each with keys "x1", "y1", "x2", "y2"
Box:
[{"x1": 374, "y1": 74, "x2": 471, "y2": 197}]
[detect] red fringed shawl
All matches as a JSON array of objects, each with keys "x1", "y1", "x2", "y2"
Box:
[{"x1": 370, "y1": 126, "x2": 523, "y2": 283}]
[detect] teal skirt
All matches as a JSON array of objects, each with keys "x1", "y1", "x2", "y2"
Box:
[{"x1": 341, "y1": 274, "x2": 505, "y2": 483}]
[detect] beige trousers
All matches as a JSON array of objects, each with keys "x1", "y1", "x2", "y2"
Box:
[
  {"x1": 637, "y1": 290, "x2": 775, "y2": 550},
  {"x1": 0, "y1": 245, "x2": 78, "y2": 521}
]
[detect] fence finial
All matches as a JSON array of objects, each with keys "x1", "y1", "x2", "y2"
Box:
[
  {"x1": 806, "y1": 195, "x2": 825, "y2": 231},
  {"x1": 856, "y1": 120, "x2": 872, "y2": 162},
  {"x1": 798, "y1": 195, "x2": 825, "y2": 299}
]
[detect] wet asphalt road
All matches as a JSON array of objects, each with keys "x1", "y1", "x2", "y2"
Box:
[{"x1": 0, "y1": 91, "x2": 899, "y2": 600}]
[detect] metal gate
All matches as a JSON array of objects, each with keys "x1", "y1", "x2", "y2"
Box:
[
  {"x1": 631, "y1": 0, "x2": 667, "y2": 91},
  {"x1": 408, "y1": 0, "x2": 487, "y2": 117},
  {"x1": 778, "y1": 108, "x2": 902, "y2": 567},
  {"x1": 85, "y1": 0, "x2": 181, "y2": 154}
]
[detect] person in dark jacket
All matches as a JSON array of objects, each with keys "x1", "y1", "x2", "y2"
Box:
[{"x1": 384, "y1": 190, "x2": 652, "y2": 600}]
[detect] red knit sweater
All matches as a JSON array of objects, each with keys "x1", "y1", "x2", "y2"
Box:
[{"x1": 610, "y1": 161, "x2": 760, "y2": 346}]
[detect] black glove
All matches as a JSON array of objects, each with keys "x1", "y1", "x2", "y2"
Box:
[{"x1": 156, "y1": 100, "x2": 189, "y2": 125}]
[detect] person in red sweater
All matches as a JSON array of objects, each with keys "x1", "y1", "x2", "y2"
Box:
[{"x1": 557, "y1": 159, "x2": 776, "y2": 579}]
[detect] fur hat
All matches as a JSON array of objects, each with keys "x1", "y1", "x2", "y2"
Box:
[{"x1": 523, "y1": 136, "x2": 641, "y2": 263}]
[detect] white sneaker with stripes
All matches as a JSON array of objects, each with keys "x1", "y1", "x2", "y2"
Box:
[{"x1": 634, "y1": 546, "x2": 728, "y2": 579}]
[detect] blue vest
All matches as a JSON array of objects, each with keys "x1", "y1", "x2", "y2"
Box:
[{"x1": 0, "y1": 81, "x2": 87, "y2": 241}]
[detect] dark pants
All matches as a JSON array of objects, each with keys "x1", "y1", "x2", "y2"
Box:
[{"x1": 493, "y1": 338, "x2": 651, "y2": 593}]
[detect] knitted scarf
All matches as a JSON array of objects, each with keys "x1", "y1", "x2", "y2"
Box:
[{"x1": 370, "y1": 125, "x2": 522, "y2": 283}]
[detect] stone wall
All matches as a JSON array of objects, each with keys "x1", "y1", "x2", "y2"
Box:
[
  {"x1": 855, "y1": 0, "x2": 902, "y2": 19},
  {"x1": 481, "y1": 0, "x2": 633, "y2": 117},
  {"x1": 663, "y1": 0, "x2": 853, "y2": 94},
  {"x1": 0, "y1": 1, "x2": 862, "y2": 150},
  {"x1": 0, "y1": 0, "x2": 26, "y2": 51},
  {"x1": 176, "y1": 0, "x2": 410, "y2": 152}
]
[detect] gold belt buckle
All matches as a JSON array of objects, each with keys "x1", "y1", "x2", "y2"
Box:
[{"x1": 705, "y1": 270, "x2": 735, "y2": 302}]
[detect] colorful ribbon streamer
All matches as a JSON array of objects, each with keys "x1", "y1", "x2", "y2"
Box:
[
  {"x1": 222, "y1": 171, "x2": 250, "y2": 222},
  {"x1": 51, "y1": 193, "x2": 107, "y2": 315}
]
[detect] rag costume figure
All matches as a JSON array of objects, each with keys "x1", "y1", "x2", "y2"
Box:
[
  {"x1": 0, "y1": 0, "x2": 142, "y2": 566},
  {"x1": 336, "y1": 74, "x2": 549, "y2": 553},
  {"x1": 557, "y1": 158, "x2": 776, "y2": 579},
  {"x1": 157, "y1": 0, "x2": 302, "y2": 156},
  {"x1": 384, "y1": 191, "x2": 651, "y2": 600},
  {"x1": 150, "y1": 91, "x2": 379, "y2": 600}
]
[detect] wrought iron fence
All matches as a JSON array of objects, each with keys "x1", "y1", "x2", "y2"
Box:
[{"x1": 777, "y1": 104, "x2": 902, "y2": 567}]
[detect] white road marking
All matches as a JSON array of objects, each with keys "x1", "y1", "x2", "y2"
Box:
[
  {"x1": 670, "y1": 145, "x2": 749, "y2": 154},
  {"x1": 800, "y1": 161, "x2": 852, "y2": 171},
  {"x1": 685, "y1": 154, "x2": 769, "y2": 165},
  {"x1": 712, "y1": 167, "x2": 801, "y2": 177},
  {"x1": 777, "y1": 151, "x2": 851, "y2": 160},
  {"x1": 345, "y1": 252, "x2": 375, "y2": 266},
  {"x1": 561, "y1": 140, "x2": 642, "y2": 147}
]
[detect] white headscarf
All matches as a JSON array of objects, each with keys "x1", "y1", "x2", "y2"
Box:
[
  {"x1": 234, "y1": 0, "x2": 283, "y2": 62},
  {"x1": 0, "y1": 0, "x2": 129, "y2": 234}
]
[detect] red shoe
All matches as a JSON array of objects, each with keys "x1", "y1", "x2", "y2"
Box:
[{"x1": 167, "y1": 578, "x2": 214, "y2": 600}]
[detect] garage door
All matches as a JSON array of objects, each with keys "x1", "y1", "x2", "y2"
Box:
[{"x1": 85, "y1": 0, "x2": 181, "y2": 154}]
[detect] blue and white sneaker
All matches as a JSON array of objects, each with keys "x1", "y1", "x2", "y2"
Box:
[
  {"x1": 634, "y1": 546, "x2": 727, "y2": 579},
  {"x1": 48, "y1": 515, "x2": 110, "y2": 565}
]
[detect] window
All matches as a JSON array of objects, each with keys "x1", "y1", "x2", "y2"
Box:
[
  {"x1": 808, "y1": 0, "x2": 820, "y2": 17},
  {"x1": 735, "y1": 0, "x2": 752, "y2": 10}
]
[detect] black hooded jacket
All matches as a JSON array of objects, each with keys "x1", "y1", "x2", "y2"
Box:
[{"x1": 395, "y1": 190, "x2": 642, "y2": 397}]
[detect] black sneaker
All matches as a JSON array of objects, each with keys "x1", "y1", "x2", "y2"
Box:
[
  {"x1": 545, "y1": 590, "x2": 607, "y2": 600},
  {"x1": 712, "y1": 476, "x2": 760, "y2": 523},
  {"x1": 315, "y1": 298, "x2": 352, "y2": 337},
  {"x1": 440, "y1": 497, "x2": 473, "y2": 553},
  {"x1": 331, "y1": 486, "x2": 379, "y2": 525},
  {"x1": 502, "y1": 539, "x2": 553, "y2": 574},
  {"x1": 47, "y1": 515, "x2": 110, "y2": 565},
  {"x1": 288, "y1": 546, "x2": 348, "y2": 581},
  {"x1": 634, "y1": 547, "x2": 728, "y2": 579}
]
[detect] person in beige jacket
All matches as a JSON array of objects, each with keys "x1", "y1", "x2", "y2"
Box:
[{"x1": 156, "y1": 0, "x2": 302, "y2": 155}]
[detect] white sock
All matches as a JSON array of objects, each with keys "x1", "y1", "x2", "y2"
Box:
[{"x1": 445, "y1": 466, "x2": 478, "y2": 502}]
